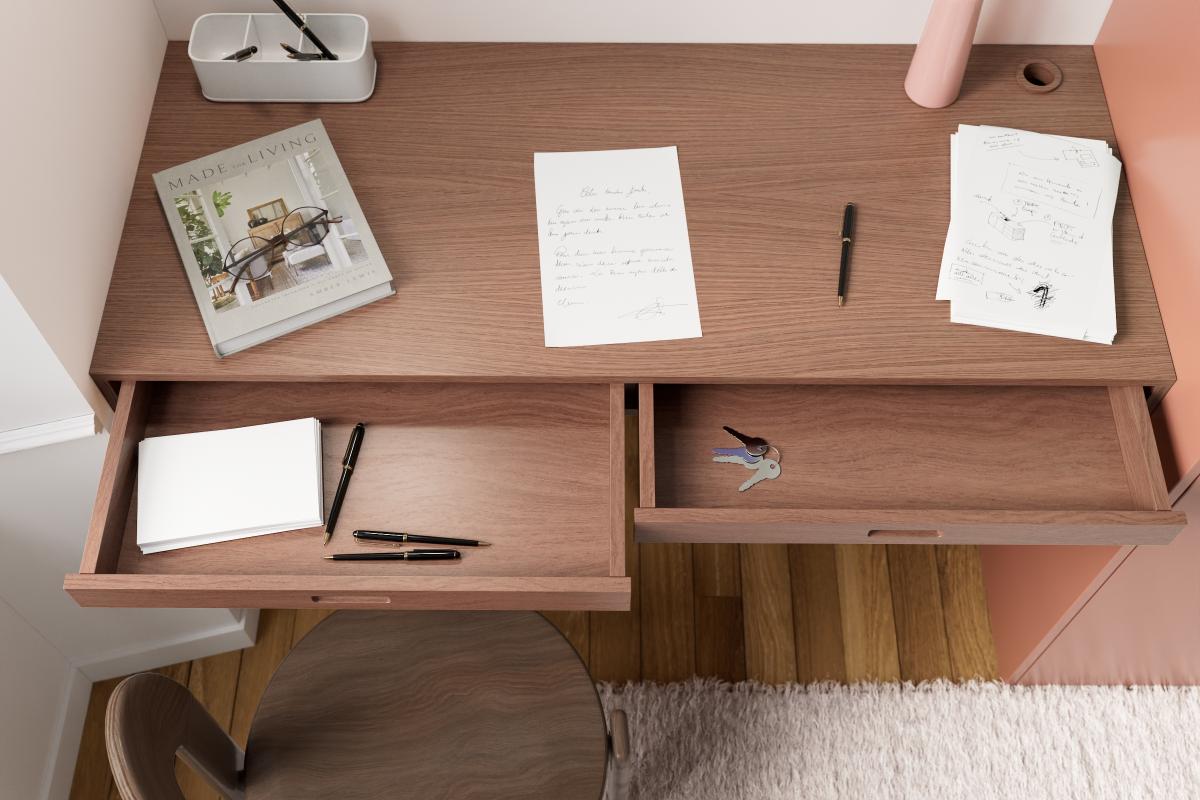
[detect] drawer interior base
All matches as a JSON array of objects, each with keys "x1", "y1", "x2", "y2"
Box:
[
  {"x1": 651, "y1": 384, "x2": 1146, "y2": 511},
  {"x1": 127, "y1": 382, "x2": 612, "y2": 577}
]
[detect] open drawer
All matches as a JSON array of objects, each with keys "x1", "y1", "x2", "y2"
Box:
[
  {"x1": 635, "y1": 384, "x2": 1185, "y2": 545},
  {"x1": 67, "y1": 381, "x2": 629, "y2": 610}
]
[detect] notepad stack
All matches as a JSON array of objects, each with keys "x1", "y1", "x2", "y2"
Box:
[
  {"x1": 137, "y1": 418, "x2": 324, "y2": 554},
  {"x1": 937, "y1": 125, "x2": 1122, "y2": 343}
]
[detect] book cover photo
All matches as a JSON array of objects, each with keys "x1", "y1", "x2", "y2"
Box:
[{"x1": 153, "y1": 119, "x2": 394, "y2": 356}]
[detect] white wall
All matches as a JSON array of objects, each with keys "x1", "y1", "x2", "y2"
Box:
[
  {"x1": 0, "y1": 276, "x2": 93, "y2": 436},
  {"x1": 0, "y1": 435, "x2": 251, "y2": 680},
  {"x1": 2, "y1": 0, "x2": 169, "y2": 429},
  {"x1": 152, "y1": 0, "x2": 1114, "y2": 44},
  {"x1": 0, "y1": 598, "x2": 76, "y2": 800}
]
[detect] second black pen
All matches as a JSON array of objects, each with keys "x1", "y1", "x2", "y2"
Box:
[{"x1": 353, "y1": 530, "x2": 492, "y2": 547}]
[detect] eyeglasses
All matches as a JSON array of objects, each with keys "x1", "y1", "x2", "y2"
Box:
[{"x1": 223, "y1": 206, "x2": 343, "y2": 290}]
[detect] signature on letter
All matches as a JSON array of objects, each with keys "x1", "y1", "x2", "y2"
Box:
[{"x1": 620, "y1": 297, "x2": 687, "y2": 320}]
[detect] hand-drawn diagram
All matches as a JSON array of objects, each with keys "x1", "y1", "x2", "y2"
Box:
[
  {"x1": 1063, "y1": 147, "x2": 1099, "y2": 168},
  {"x1": 1029, "y1": 283, "x2": 1055, "y2": 309},
  {"x1": 987, "y1": 210, "x2": 1026, "y2": 241}
]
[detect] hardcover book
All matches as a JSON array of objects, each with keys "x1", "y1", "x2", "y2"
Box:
[{"x1": 153, "y1": 120, "x2": 394, "y2": 356}]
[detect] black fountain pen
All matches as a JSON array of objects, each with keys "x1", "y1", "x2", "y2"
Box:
[
  {"x1": 354, "y1": 530, "x2": 491, "y2": 547},
  {"x1": 324, "y1": 423, "x2": 365, "y2": 546},
  {"x1": 324, "y1": 549, "x2": 461, "y2": 562}
]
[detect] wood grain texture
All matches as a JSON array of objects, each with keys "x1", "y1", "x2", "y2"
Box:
[
  {"x1": 886, "y1": 545, "x2": 952, "y2": 682},
  {"x1": 91, "y1": 44, "x2": 1172, "y2": 389},
  {"x1": 176, "y1": 650, "x2": 243, "y2": 800},
  {"x1": 1109, "y1": 385, "x2": 1172, "y2": 509},
  {"x1": 289, "y1": 610, "x2": 334, "y2": 647},
  {"x1": 65, "y1": 574, "x2": 631, "y2": 610},
  {"x1": 588, "y1": 413, "x2": 643, "y2": 683},
  {"x1": 72, "y1": 540, "x2": 1001, "y2": 796},
  {"x1": 652, "y1": 384, "x2": 1142, "y2": 511},
  {"x1": 693, "y1": 595, "x2": 746, "y2": 681},
  {"x1": 739, "y1": 544, "x2": 798, "y2": 683},
  {"x1": 835, "y1": 545, "x2": 901, "y2": 682},
  {"x1": 228, "y1": 609, "x2": 294, "y2": 748},
  {"x1": 693, "y1": 544, "x2": 741, "y2": 597},
  {"x1": 635, "y1": 507, "x2": 1185, "y2": 545},
  {"x1": 638, "y1": 384, "x2": 655, "y2": 508},
  {"x1": 70, "y1": 677, "x2": 123, "y2": 800},
  {"x1": 69, "y1": 381, "x2": 631, "y2": 610},
  {"x1": 80, "y1": 381, "x2": 149, "y2": 575},
  {"x1": 789, "y1": 545, "x2": 847, "y2": 683},
  {"x1": 639, "y1": 543, "x2": 695, "y2": 681},
  {"x1": 935, "y1": 546, "x2": 999, "y2": 680},
  {"x1": 244, "y1": 612, "x2": 606, "y2": 800},
  {"x1": 106, "y1": 673, "x2": 241, "y2": 800},
  {"x1": 609, "y1": 384, "x2": 627, "y2": 575},
  {"x1": 542, "y1": 611, "x2": 590, "y2": 667}
]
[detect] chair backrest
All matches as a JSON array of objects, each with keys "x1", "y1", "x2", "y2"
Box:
[{"x1": 106, "y1": 673, "x2": 246, "y2": 800}]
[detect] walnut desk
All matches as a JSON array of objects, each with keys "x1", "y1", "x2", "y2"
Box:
[{"x1": 67, "y1": 44, "x2": 1183, "y2": 611}]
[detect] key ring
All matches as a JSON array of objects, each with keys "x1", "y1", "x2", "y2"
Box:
[{"x1": 765, "y1": 445, "x2": 782, "y2": 464}]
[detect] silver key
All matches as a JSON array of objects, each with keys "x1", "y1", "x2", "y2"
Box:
[{"x1": 738, "y1": 458, "x2": 781, "y2": 492}]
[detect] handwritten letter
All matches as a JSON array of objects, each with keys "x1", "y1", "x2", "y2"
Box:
[{"x1": 534, "y1": 147, "x2": 702, "y2": 347}]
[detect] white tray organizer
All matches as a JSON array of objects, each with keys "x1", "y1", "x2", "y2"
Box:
[{"x1": 188, "y1": 13, "x2": 376, "y2": 102}]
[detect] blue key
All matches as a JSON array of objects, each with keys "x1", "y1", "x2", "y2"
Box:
[{"x1": 712, "y1": 446, "x2": 762, "y2": 463}]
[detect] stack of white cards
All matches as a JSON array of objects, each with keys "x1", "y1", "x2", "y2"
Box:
[
  {"x1": 937, "y1": 125, "x2": 1123, "y2": 343},
  {"x1": 137, "y1": 418, "x2": 324, "y2": 554}
]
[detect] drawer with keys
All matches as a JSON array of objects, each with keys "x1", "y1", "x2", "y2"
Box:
[
  {"x1": 66, "y1": 381, "x2": 630, "y2": 610},
  {"x1": 635, "y1": 383, "x2": 1185, "y2": 545}
]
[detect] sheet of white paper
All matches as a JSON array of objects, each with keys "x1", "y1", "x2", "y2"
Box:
[
  {"x1": 137, "y1": 418, "x2": 323, "y2": 553},
  {"x1": 534, "y1": 147, "x2": 702, "y2": 347},
  {"x1": 937, "y1": 125, "x2": 1121, "y2": 343}
]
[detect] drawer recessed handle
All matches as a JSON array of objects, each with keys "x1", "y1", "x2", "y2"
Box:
[
  {"x1": 867, "y1": 529, "x2": 943, "y2": 539},
  {"x1": 311, "y1": 595, "x2": 393, "y2": 606}
]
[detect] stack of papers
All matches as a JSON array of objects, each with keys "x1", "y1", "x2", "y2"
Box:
[
  {"x1": 137, "y1": 418, "x2": 324, "y2": 554},
  {"x1": 937, "y1": 125, "x2": 1122, "y2": 343}
]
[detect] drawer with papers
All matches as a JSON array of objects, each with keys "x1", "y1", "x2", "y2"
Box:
[
  {"x1": 634, "y1": 383, "x2": 1185, "y2": 545},
  {"x1": 66, "y1": 381, "x2": 630, "y2": 610}
]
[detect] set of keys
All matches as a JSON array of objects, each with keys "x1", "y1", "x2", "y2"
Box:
[{"x1": 712, "y1": 425, "x2": 782, "y2": 492}]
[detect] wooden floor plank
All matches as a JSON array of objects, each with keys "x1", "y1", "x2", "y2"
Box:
[
  {"x1": 69, "y1": 677, "x2": 123, "y2": 800},
  {"x1": 228, "y1": 609, "x2": 296, "y2": 747},
  {"x1": 694, "y1": 595, "x2": 746, "y2": 680},
  {"x1": 887, "y1": 545, "x2": 952, "y2": 682},
  {"x1": 835, "y1": 545, "x2": 901, "y2": 682},
  {"x1": 639, "y1": 542, "x2": 695, "y2": 681},
  {"x1": 739, "y1": 544, "x2": 797, "y2": 684},
  {"x1": 542, "y1": 611, "x2": 591, "y2": 667},
  {"x1": 291, "y1": 609, "x2": 335, "y2": 648},
  {"x1": 789, "y1": 545, "x2": 847, "y2": 683},
  {"x1": 693, "y1": 544, "x2": 741, "y2": 598},
  {"x1": 175, "y1": 649, "x2": 243, "y2": 800},
  {"x1": 936, "y1": 545, "x2": 1000, "y2": 681}
]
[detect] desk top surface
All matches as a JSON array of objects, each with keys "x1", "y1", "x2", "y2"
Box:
[{"x1": 92, "y1": 43, "x2": 1174, "y2": 387}]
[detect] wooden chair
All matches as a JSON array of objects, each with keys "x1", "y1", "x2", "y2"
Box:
[
  {"x1": 106, "y1": 613, "x2": 632, "y2": 800},
  {"x1": 106, "y1": 672, "x2": 244, "y2": 800}
]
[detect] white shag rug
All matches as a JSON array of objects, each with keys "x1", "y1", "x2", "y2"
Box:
[{"x1": 597, "y1": 679, "x2": 1200, "y2": 800}]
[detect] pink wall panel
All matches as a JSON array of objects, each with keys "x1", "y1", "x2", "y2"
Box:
[
  {"x1": 1020, "y1": 480, "x2": 1200, "y2": 684},
  {"x1": 984, "y1": 0, "x2": 1200, "y2": 683},
  {"x1": 1096, "y1": 0, "x2": 1200, "y2": 494},
  {"x1": 980, "y1": 545, "x2": 1125, "y2": 681}
]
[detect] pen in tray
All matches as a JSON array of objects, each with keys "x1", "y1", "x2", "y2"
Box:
[
  {"x1": 324, "y1": 549, "x2": 462, "y2": 562},
  {"x1": 353, "y1": 530, "x2": 491, "y2": 547}
]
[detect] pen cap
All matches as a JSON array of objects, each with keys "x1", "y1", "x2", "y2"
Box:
[
  {"x1": 343, "y1": 422, "x2": 366, "y2": 467},
  {"x1": 841, "y1": 203, "x2": 855, "y2": 239}
]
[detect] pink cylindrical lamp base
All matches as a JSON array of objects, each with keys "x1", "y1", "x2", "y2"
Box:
[{"x1": 905, "y1": 0, "x2": 984, "y2": 108}]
